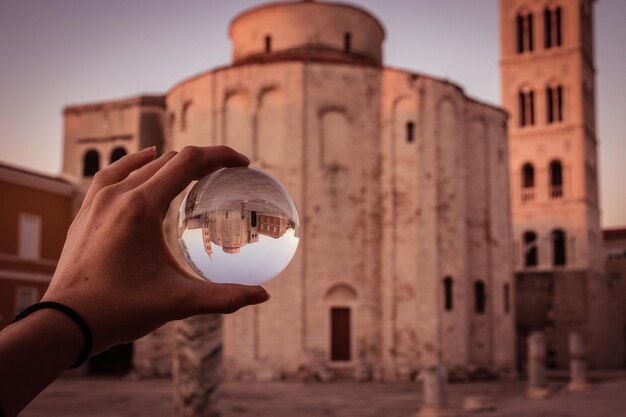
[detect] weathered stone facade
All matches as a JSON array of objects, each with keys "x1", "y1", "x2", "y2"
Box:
[
  {"x1": 603, "y1": 228, "x2": 626, "y2": 366},
  {"x1": 61, "y1": 1, "x2": 517, "y2": 380},
  {"x1": 500, "y1": 0, "x2": 624, "y2": 368}
]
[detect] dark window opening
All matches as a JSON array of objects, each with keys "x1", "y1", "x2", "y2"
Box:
[
  {"x1": 545, "y1": 7, "x2": 563, "y2": 49},
  {"x1": 529, "y1": 90, "x2": 535, "y2": 124},
  {"x1": 518, "y1": 91, "x2": 526, "y2": 127},
  {"x1": 251, "y1": 211, "x2": 257, "y2": 227},
  {"x1": 528, "y1": 13, "x2": 534, "y2": 51},
  {"x1": 344, "y1": 32, "x2": 352, "y2": 53},
  {"x1": 557, "y1": 86, "x2": 563, "y2": 121},
  {"x1": 547, "y1": 87, "x2": 554, "y2": 123},
  {"x1": 553, "y1": 229, "x2": 567, "y2": 266},
  {"x1": 524, "y1": 231, "x2": 538, "y2": 267},
  {"x1": 264, "y1": 35, "x2": 272, "y2": 53},
  {"x1": 556, "y1": 7, "x2": 562, "y2": 46},
  {"x1": 110, "y1": 147, "x2": 127, "y2": 164},
  {"x1": 549, "y1": 160, "x2": 563, "y2": 198},
  {"x1": 406, "y1": 121, "x2": 415, "y2": 143},
  {"x1": 474, "y1": 281, "x2": 486, "y2": 314},
  {"x1": 331, "y1": 307, "x2": 351, "y2": 361},
  {"x1": 83, "y1": 149, "x2": 100, "y2": 177},
  {"x1": 443, "y1": 277, "x2": 453, "y2": 311},
  {"x1": 547, "y1": 85, "x2": 564, "y2": 123},
  {"x1": 522, "y1": 163, "x2": 535, "y2": 188},
  {"x1": 544, "y1": 8, "x2": 552, "y2": 48},
  {"x1": 519, "y1": 90, "x2": 535, "y2": 127},
  {"x1": 516, "y1": 14, "x2": 524, "y2": 53},
  {"x1": 516, "y1": 13, "x2": 534, "y2": 53},
  {"x1": 504, "y1": 283, "x2": 511, "y2": 314},
  {"x1": 521, "y1": 163, "x2": 535, "y2": 202}
]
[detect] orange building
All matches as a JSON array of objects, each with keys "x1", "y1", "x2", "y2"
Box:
[
  {"x1": 257, "y1": 213, "x2": 289, "y2": 239},
  {"x1": 0, "y1": 162, "x2": 75, "y2": 330}
]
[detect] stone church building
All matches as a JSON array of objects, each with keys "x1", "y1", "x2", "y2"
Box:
[{"x1": 57, "y1": 0, "x2": 623, "y2": 380}]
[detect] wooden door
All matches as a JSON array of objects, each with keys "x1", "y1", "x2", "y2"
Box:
[{"x1": 331, "y1": 307, "x2": 351, "y2": 361}]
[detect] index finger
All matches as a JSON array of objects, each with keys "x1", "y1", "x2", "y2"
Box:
[{"x1": 138, "y1": 145, "x2": 250, "y2": 212}]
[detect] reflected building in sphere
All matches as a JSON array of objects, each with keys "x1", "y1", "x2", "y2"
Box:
[
  {"x1": 61, "y1": 0, "x2": 516, "y2": 380},
  {"x1": 183, "y1": 208, "x2": 289, "y2": 256}
]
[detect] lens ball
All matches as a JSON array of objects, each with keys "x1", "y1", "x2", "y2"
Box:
[{"x1": 178, "y1": 167, "x2": 301, "y2": 286}]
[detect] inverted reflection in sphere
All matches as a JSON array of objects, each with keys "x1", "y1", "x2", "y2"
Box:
[{"x1": 178, "y1": 167, "x2": 301, "y2": 286}]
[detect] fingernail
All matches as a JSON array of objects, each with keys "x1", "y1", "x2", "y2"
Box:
[
  {"x1": 140, "y1": 146, "x2": 156, "y2": 155},
  {"x1": 253, "y1": 290, "x2": 270, "y2": 304},
  {"x1": 239, "y1": 153, "x2": 251, "y2": 164}
]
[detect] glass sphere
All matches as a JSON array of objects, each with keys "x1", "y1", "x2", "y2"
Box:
[{"x1": 177, "y1": 167, "x2": 301, "y2": 286}]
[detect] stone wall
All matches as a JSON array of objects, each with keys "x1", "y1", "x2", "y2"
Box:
[{"x1": 162, "y1": 60, "x2": 516, "y2": 380}]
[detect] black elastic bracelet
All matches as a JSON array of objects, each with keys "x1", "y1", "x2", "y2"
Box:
[{"x1": 13, "y1": 301, "x2": 93, "y2": 369}]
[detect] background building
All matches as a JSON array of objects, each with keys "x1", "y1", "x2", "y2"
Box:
[
  {"x1": 60, "y1": 0, "x2": 516, "y2": 380},
  {"x1": 604, "y1": 227, "x2": 626, "y2": 365},
  {"x1": 0, "y1": 163, "x2": 75, "y2": 329},
  {"x1": 500, "y1": 0, "x2": 623, "y2": 368}
]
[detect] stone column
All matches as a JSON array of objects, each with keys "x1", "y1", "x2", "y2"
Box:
[
  {"x1": 567, "y1": 332, "x2": 588, "y2": 391},
  {"x1": 527, "y1": 331, "x2": 550, "y2": 399},
  {"x1": 173, "y1": 315, "x2": 223, "y2": 417},
  {"x1": 417, "y1": 365, "x2": 451, "y2": 417}
]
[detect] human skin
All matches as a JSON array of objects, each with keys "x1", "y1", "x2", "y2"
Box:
[{"x1": 0, "y1": 146, "x2": 270, "y2": 417}]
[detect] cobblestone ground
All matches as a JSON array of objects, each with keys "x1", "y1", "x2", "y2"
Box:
[{"x1": 21, "y1": 376, "x2": 626, "y2": 417}]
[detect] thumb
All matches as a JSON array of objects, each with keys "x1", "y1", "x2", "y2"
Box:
[{"x1": 189, "y1": 281, "x2": 270, "y2": 315}]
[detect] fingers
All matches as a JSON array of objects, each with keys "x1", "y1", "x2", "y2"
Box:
[
  {"x1": 187, "y1": 281, "x2": 270, "y2": 315},
  {"x1": 137, "y1": 146, "x2": 250, "y2": 213},
  {"x1": 83, "y1": 147, "x2": 156, "y2": 207},
  {"x1": 119, "y1": 151, "x2": 178, "y2": 190}
]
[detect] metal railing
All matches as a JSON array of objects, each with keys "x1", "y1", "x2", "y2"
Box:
[{"x1": 549, "y1": 185, "x2": 563, "y2": 199}]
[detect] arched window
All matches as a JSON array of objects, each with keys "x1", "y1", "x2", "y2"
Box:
[
  {"x1": 181, "y1": 101, "x2": 192, "y2": 131},
  {"x1": 264, "y1": 35, "x2": 272, "y2": 53},
  {"x1": 344, "y1": 32, "x2": 352, "y2": 53},
  {"x1": 521, "y1": 163, "x2": 535, "y2": 202},
  {"x1": 83, "y1": 149, "x2": 100, "y2": 177},
  {"x1": 516, "y1": 11, "x2": 534, "y2": 53},
  {"x1": 546, "y1": 85, "x2": 564, "y2": 123},
  {"x1": 518, "y1": 89, "x2": 535, "y2": 127},
  {"x1": 549, "y1": 160, "x2": 563, "y2": 198},
  {"x1": 552, "y1": 229, "x2": 567, "y2": 266},
  {"x1": 110, "y1": 147, "x2": 127, "y2": 163},
  {"x1": 406, "y1": 121, "x2": 415, "y2": 143},
  {"x1": 522, "y1": 163, "x2": 535, "y2": 188},
  {"x1": 523, "y1": 231, "x2": 538, "y2": 267},
  {"x1": 474, "y1": 281, "x2": 486, "y2": 314},
  {"x1": 503, "y1": 283, "x2": 511, "y2": 314},
  {"x1": 443, "y1": 277, "x2": 453, "y2": 311},
  {"x1": 544, "y1": 6, "x2": 563, "y2": 49}
]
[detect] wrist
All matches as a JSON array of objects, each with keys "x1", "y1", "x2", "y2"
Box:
[
  {"x1": 17, "y1": 308, "x2": 84, "y2": 368},
  {"x1": 0, "y1": 307, "x2": 85, "y2": 416}
]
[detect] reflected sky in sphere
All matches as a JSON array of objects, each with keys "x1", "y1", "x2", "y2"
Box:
[
  {"x1": 177, "y1": 167, "x2": 300, "y2": 286},
  {"x1": 181, "y1": 228, "x2": 299, "y2": 285}
]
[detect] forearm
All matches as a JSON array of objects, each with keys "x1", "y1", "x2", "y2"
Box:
[{"x1": 0, "y1": 309, "x2": 82, "y2": 417}]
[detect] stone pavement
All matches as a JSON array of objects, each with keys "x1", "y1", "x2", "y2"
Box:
[{"x1": 21, "y1": 376, "x2": 626, "y2": 417}]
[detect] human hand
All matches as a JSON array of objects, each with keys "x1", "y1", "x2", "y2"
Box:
[{"x1": 42, "y1": 146, "x2": 270, "y2": 354}]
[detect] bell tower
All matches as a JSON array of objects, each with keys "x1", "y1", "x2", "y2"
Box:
[{"x1": 500, "y1": 0, "x2": 622, "y2": 367}]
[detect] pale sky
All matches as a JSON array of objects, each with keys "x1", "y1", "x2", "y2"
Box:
[
  {"x1": 0, "y1": 0, "x2": 624, "y2": 227},
  {"x1": 183, "y1": 228, "x2": 299, "y2": 285}
]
